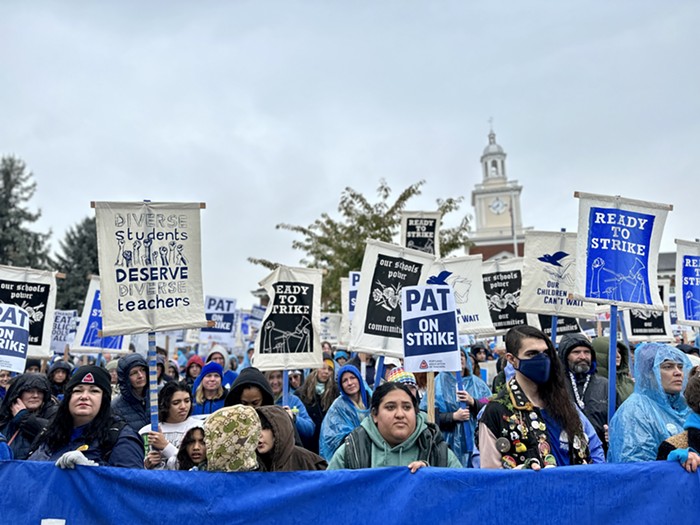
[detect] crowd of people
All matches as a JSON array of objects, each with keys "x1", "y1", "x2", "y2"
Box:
[{"x1": 2, "y1": 327, "x2": 700, "y2": 476}]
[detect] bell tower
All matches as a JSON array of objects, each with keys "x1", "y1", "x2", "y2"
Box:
[{"x1": 469, "y1": 125, "x2": 529, "y2": 259}]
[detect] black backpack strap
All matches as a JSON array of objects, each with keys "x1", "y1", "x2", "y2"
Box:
[
  {"x1": 343, "y1": 426, "x2": 371, "y2": 469},
  {"x1": 100, "y1": 418, "x2": 128, "y2": 462},
  {"x1": 418, "y1": 422, "x2": 449, "y2": 467}
]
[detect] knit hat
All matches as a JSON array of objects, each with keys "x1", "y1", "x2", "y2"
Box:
[
  {"x1": 386, "y1": 367, "x2": 417, "y2": 387},
  {"x1": 186, "y1": 354, "x2": 204, "y2": 372},
  {"x1": 66, "y1": 366, "x2": 111, "y2": 396},
  {"x1": 105, "y1": 359, "x2": 119, "y2": 372},
  {"x1": 199, "y1": 361, "x2": 223, "y2": 380},
  {"x1": 335, "y1": 350, "x2": 349, "y2": 361},
  {"x1": 323, "y1": 352, "x2": 335, "y2": 370}
]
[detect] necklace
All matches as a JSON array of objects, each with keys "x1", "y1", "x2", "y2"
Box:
[{"x1": 569, "y1": 371, "x2": 590, "y2": 409}]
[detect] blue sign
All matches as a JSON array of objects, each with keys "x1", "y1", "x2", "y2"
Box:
[
  {"x1": 81, "y1": 289, "x2": 124, "y2": 349},
  {"x1": 586, "y1": 207, "x2": 654, "y2": 305},
  {"x1": 682, "y1": 255, "x2": 700, "y2": 321},
  {"x1": 0, "y1": 304, "x2": 30, "y2": 373}
]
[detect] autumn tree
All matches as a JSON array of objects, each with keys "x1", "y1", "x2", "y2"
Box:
[{"x1": 249, "y1": 179, "x2": 470, "y2": 311}]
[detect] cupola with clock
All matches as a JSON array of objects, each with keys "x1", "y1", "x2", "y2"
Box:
[{"x1": 469, "y1": 125, "x2": 530, "y2": 260}]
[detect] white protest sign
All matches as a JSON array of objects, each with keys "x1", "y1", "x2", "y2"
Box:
[
  {"x1": 400, "y1": 211, "x2": 441, "y2": 257},
  {"x1": 401, "y1": 285, "x2": 460, "y2": 373},
  {"x1": 0, "y1": 304, "x2": 30, "y2": 373},
  {"x1": 94, "y1": 201, "x2": 208, "y2": 336},
  {"x1": 50, "y1": 310, "x2": 78, "y2": 355},
  {"x1": 575, "y1": 192, "x2": 670, "y2": 310},
  {"x1": 423, "y1": 255, "x2": 495, "y2": 335},
  {"x1": 320, "y1": 312, "x2": 342, "y2": 344},
  {"x1": 253, "y1": 266, "x2": 323, "y2": 371},
  {"x1": 675, "y1": 239, "x2": 700, "y2": 327},
  {"x1": 519, "y1": 231, "x2": 596, "y2": 318},
  {"x1": 0, "y1": 265, "x2": 57, "y2": 358},
  {"x1": 200, "y1": 296, "x2": 237, "y2": 346},
  {"x1": 350, "y1": 240, "x2": 436, "y2": 358},
  {"x1": 72, "y1": 276, "x2": 131, "y2": 353},
  {"x1": 526, "y1": 313, "x2": 582, "y2": 342}
]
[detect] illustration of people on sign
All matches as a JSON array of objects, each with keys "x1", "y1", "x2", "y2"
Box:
[
  {"x1": 261, "y1": 317, "x2": 311, "y2": 354},
  {"x1": 537, "y1": 251, "x2": 575, "y2": 286},
  {"x1": 82, "y1": 320, "x2": 124, "y2": 349},
  {"x1": 114, "y1": 237, "x2": 188, "y2": 268},
  {"x1": 407, "y1": 238, "x2": 434, "y2": 254},
  {"x1": 686, "y1": 291, "x2": 700, "y2": 320},
  {"x1": 589, "y1": 256, "x2": 648, "y2": 303}
]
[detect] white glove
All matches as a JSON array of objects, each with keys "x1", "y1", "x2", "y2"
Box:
[{"x1": 55, "y1": 450, "x2": 98, "y2": 469}]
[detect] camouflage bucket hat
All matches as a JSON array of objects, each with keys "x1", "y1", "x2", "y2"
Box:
[{"x1": 204, "y1": 405, "x2": 261, "y2": 472}]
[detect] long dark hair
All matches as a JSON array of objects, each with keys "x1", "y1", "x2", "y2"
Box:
[
  {"x1": 158, "y1": 381, "x2": 192, "y2": 423},
  {"x1": 176, "y1": 426, "x2": 205, "y2": 471},
  {"x1": 505, "y1": 325, "x2": 583, "y2": 440},
  {"x1": 38, "y1": 388, "x2": 113, "y2": 453},
  {"x1": 296, "y1": 368, "x2": 339, "y2": 412}
]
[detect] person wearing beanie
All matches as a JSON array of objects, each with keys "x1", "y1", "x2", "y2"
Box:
[
  {"x1": 111, "y1": 353, "x2": 150, "y2": 432},
  {"x1": 191, "y1": 362, "x2": 226, "y2": 416},
  {"x1": 28, "y1": 366, "x2": 144, "y2": 469},
  {"x1": 295, "y1": 353, "x2": 339, "y2": 454},
  {"x1": 105, "y1": 360, "x2": 120, "y2": 399},
  {"x1": 334, "y1": 349, "x2": 349, "y2": 367},
  {"x1": 24, "y1": 359, "x2": 42, "y2": 374},
  {"x1": 48, "y1": 361, "x2": 73, "y2": 400},
  {"x1": 206, "y1": 345, "x2": 238, "y2": 390},
  {"x1": 184, "y1": 355, "x2": 204, "y2": 389},
  {"x1": 0, "y1": 373, "x2": 58, "y2": 459},
  {"x1": 386, "y1": 367, "x2": 419, "y2": 400},
  {"x1": 319, "y1": 364, "x2": 371, "y2": 460},
  {"x1": 609, "y1": 342, "x2": 692, "y2": 463}
]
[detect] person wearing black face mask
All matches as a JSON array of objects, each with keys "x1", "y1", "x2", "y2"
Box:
[{"x1": 477, "y1": 326, "x2": 605, "y2": 470}]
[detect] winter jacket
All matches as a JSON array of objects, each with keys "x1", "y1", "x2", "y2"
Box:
[
  {"x1": 256, "y1": 405, "x2": 327, "y2": 471},
  {"x1": 28, "y1": 417, "x2": 144, "y2": 469},
  {"x1": 558, "y1": 334, "x2": 615, "y2": 447},
  {"x1": 0, "y1": 374, "x2": 58, "y2": 460},
  {"x1": 225, "y1": 367, "x2": 275, "y2": 407},
  {"x1": 111, "y1": 354, "x2": 150, "y2": 432},
  {"x1": 609, "y1": 343, "x2": 692, "y2": 463},
  {"x1": 592, "y1": 336, "x2": 635, "y2": 404},
  {"x1": 328, "y1": 411, "x2": 461, "y2": 469}
]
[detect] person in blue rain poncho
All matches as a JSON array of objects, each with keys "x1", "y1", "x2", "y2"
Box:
[
  {"x1": 421, "y1": 348, "x2": 492, "y2": 467},
  {"x1": 608, "y1": 342, "x2": 692, "y2": 463},
  {"x1": 319, "y1": 364, "x2": 371, "y2": 460}
]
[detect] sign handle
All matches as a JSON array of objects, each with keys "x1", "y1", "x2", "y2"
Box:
[
  {"x1": 426, "y1": 372, "x2": 435, "y2": 424},
  {"x1": 148, "y1": 331, "x2": 159, "y2": 432},
  {"x1": 455, "y1": 370, "x2": 474, "y2": 462},
  {"x1": 607, "y1": 305, "x2": 618, "y2": 426},
  {"x1": 374, "y1": 355, "x2": 385, "y2": 389},
  {"x1": 283, "y1": 369, "x2": 289, "y2": 407},
  {"x1": 550, "y1": 315, "x2": 559, "y2": 346}
]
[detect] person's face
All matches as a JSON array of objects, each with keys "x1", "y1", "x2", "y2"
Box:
[
  {"x1": 210, "y1": 353, "x2": 225, "y2": 367},
  {"x1": 69, "y1": 385, "x2": 103, "y2": 425},
  {"x1": 186, "y1": 429, "x2": 207, "y2": 465},
  {"x1": 268, "y1": 372, "x2": 283, "y2": 395},
  {"x1": 290, "y1": 373, "x2": 302, "y2": 389},
  {"x1": 507, "y1": 337, "x2": 548, "y2": 369},
  {"x1": 460, "y1": 351, "x2": 467, "y2": 371},
  {"x1": 372, "y1": 389, "x2": 417, "y2": 447},
  {"x1": 383, "y1": 366, "x2": 396, "y2": 381},
  {"x1": 257, "y1": 428, "x2": 275, "y2": 454},
  {"x1": 341, "y1": 372, "x2": 360, "y2": 398},
  {"x1": 129, "y1": 366, "x2": 148, "y2": 391},
  {"x1": 240, "y1": 386, "x2": 264, "y2": 407},
  {"x1": 568, "y1": 346, "x2": 592, "y2": 374},
  {"x1": 20, "y1": 388, "x2": 44, "y2": 412},
  {"x1": 322, "y1": 342, "x2": 332, "y2": 353},
  {"x1": 168, "y1": 365, "x2": 179, "y2": 378},
  {"x1": 0, "y1": 370, "x2": 10, "y2": 389},
  {"x1": 659, "y1": 360, "x2": 685, "y2": 395},
  {"x1": 336, "y1": 356, "x2": 347, "y2": 366},
  {"x1": 109, "y1": 369, "x2": 118, "y2": 384},
  {"x1": 475, "y1": 349, "x2": 487, "y2": 362},
  {"x1": 317, "y1": 364, "x2": 332, "y2": 383},
  {"x1": 167, "y1": 390, "x2": 192, "y2": 423},
  {"x1": 52, "y1": 369, "x2": 67, "y2": 384},
  {"x1": 26, "y1": 366, "x2": 40, "y2": 374},
  {"x1": 188, "y1": 363, "x2": 202, "y2": 379},
  {"x1": 202, "y1": 373, "x2": 221, "y2": 392},
  {"x1": 616, "y1": 349, "x2": 622, "y2": 367}
]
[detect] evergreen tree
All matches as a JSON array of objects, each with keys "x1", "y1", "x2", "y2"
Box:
[
  {"x1": 53, "y1": 217, "x2": 99, "y2": 311},
  {"x1": 0, "y1": 156, "x2": 51, "y2": 269},
  {"x1": 249, "y1": 179, "x2": 470, "y2": 311}
]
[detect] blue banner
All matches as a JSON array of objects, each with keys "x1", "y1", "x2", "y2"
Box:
[
  {"x1": 81, "y1": 289, "x2": 124, "y2": 350},
  {"x1": 1, "y1": 461, "x2": 698, "y2": 524}
]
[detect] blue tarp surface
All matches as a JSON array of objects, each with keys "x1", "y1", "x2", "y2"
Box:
[{"x1": 1, "y1": 460, "x2": 699, "y2": 524}]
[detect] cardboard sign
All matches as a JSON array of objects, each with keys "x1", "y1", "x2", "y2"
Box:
[
  {"x1": 0, "y1": 304, "x2": 30, "y2": 373},
  {"x1": 401, "y1": 285, "x2": 460, "y2": 372}
]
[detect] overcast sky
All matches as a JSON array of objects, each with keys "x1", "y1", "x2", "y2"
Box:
[{"x1": 2, "y1": 2, "x2": 699, "y2": 310}]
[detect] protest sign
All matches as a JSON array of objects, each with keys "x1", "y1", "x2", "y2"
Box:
[
  {"x1": 0, "y1": 304, "x2": 30, "y2": 373},
  {"x1": 320, "y1": 312, "x2": 341, "y2": 344},
  {"x1": 401, "y1": 285, "x2": 460, "y2": 372},
  {"x1": 72, "y1": 276, "x2": 131, "y2": 353},
  {"x1": 94, "y1": 201, "x2": 208, "y2": 336},
  {"x1": 250, "y1": 305, "x2": 266, "y2": 330},
  {"x1": 519, "y1": 231, "x2": 596, "y2": 319},
  {"x1": 527, "y1": 314, "x2": 582, "y2": 341},
  {"x1": 482, "y1": 258, "x2": 527, "y2": 335},
  {"x1": 0, "y1": 264, "x2": 57, "y2": 358},
  {"x1": 50, "y1": 310, "x2": 78, "y2": 355},
  {"x1": 574, "y1": 192, "x2": 670, "y2": 310},
  {"x1": 200, "y1": 296, "x2": 237, "y2": 346},
  {"x1": 339, "y1": 277, "x2": 350, "y2": 345},
  {"x1": 400, "y1": 211, "x2": 441, "y2": 256},
  {"x1": 348, "y1": 271, "x2": 360, "y2": 323},
  {"x1": 423, "y1": 256, "x2": 495, "y2": 335},
  {"x1": 254, "y1": 266, "x2": 323, "y2": 371},
  {"x1": 351, "y1": 240, "x2": 436, "y2": 358},
  {"x1": 623, "y1": 280, "x2": 674, "y2": 342},
  {"x1": 675, "y1": 239, "x2": 700, "y2": 327}
]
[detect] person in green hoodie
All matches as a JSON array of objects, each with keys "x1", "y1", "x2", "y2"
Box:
[
  {"x1": 591, "y1": 337, "x2": 635, "y2": 404},
  {"x1": 327, "y1": 382, "x2": 461, "y2": 471}
]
